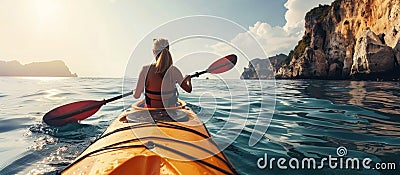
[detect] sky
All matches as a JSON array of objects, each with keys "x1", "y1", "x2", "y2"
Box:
[{"x1": 0, "y1": 0, "x2": 333, "y2": 78}]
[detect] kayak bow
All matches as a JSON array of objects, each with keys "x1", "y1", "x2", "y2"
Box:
[{"x1": 61, "y1": 100, "x2": 238, "y2": 175}]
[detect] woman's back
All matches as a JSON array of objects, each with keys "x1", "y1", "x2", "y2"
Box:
[
  {"x1": 144, "y1": 65, "x2": 178, "y2": 108},
  {"x1": 133, "y1": 38, "x2": 192, "y2": 108}
]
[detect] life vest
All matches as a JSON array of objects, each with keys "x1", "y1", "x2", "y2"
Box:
[{"x1": 144, "y1": 65, "x2": 178, "y2": 107}]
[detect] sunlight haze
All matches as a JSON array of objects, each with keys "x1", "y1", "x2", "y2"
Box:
[{"x1": 0, "y1": 0, "x2": 332, "y2": 78}]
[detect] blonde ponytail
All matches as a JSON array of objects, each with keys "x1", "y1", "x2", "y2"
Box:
[
  {"x1": 153, "y1": 38, "x2": 172, "y2": 74},
  {"x1": 155, "y1": 48, "x2": 173, "y2": 74}
]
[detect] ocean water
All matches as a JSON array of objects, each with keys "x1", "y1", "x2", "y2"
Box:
[{"x1": 0, "y1": 77, "x2": 399, "y2": 175}]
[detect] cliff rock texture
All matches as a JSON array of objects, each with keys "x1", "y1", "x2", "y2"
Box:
[
  {"x1": 0, "y1": 60, "x2": 77, "y2": 77},
  {"x1": 275, "y1": 0, "x2": 400, "y2": 80},
  {"x1": 241, "y1": 54, "x2": 286, "y2": 79},
  {"x1": 351, "y1": 28, "x2": 398, "y2": 78}
]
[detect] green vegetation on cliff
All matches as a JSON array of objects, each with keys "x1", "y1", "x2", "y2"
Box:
[
  {"x1": 284, "y1": 4, "x2": 331, "y2": 66},
  {"x1": 286, "y1": 33, "x2": 311, "y2": 65}
]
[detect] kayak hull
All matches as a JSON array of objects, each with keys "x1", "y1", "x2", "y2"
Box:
[{"x1": 61, "y1": 100, "x2": 237, "y2": 175}]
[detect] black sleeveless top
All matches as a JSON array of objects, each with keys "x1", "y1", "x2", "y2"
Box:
[{"x1": 144, "y1": 65, "x2": 178, "y2": 107}]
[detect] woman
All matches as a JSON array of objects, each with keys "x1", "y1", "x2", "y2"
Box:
[{"x1": 133, "y1": 38, "x2": 192, "y2": 108}]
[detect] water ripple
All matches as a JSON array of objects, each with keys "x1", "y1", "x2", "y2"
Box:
[{"x1": 1, "y1": 78, "x2": 399, "y2": 175}]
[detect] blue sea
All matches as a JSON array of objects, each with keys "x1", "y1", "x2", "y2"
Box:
[{"x1": 0, "y1": 77, "x2": 399, "y2": 175}]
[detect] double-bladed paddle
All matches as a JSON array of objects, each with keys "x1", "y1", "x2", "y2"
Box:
[{"x1": 43, "y1": 54, "x2": 237, "y2": 126}]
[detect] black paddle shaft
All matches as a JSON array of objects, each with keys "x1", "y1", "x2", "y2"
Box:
[
  {"x1": 105, "y1": 91, "x2": 133, "y2": 103},
  {"x1": 190, "y1": 70, "x2": 208, "y2": 78}
]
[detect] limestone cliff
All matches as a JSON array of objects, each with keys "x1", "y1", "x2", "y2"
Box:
[
  {"x1": 0, "y1": 60, "x2": 77, "y2": 77},
  {"x1": 276, "y1": 0, "x2": 400, "y2": 80}
]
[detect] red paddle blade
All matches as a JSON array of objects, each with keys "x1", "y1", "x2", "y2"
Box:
[
  {"x1": 207, "y1": 54, "x2": 237, "y2": 74},
  {"x1": 43, "y1": 100, "x2": 105, "y2": 126}
]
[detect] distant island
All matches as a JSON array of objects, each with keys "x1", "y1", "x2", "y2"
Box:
[
  {"x1": 0, "y1": 60, "x2": 77, "y2": 77},
  {"x1": 242, "y1": 0, "x2": 400, "y2": 81},
  {"x1": 241, "y1": 54, "x2": 286, "y2": 79}
]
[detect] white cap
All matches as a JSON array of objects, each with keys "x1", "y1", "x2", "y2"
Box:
[{"x1": 152, "y1": 38, "x2": 169, "y2": 52}]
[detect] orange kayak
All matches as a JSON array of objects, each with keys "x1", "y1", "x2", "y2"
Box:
[{"x1": 61, "y1": 100, "x2": 238, "y2": 175}]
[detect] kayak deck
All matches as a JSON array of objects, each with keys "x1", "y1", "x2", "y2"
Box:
[{"x1": 61, "y1": 100, "x2": 237, "y2": 175}]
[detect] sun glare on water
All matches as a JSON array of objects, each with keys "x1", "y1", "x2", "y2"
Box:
[{"x1": 19, "y1": 77, "x2": 70, "y2": 81}]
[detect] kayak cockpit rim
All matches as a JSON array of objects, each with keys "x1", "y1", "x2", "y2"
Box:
[{"x1": 132, "y1": 99, "x2": 186, "y2": 110}]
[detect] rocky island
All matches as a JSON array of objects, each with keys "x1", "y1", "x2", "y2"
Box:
[
  {"x1": 241, "y1": 54, "x2": 286, "y2": 79},
  {"x1": 242, "y1": 0, "x2": 400, "y2": 80},
  {"x1": 0, "y1": 60, "x2": 77, "y2": 77}
]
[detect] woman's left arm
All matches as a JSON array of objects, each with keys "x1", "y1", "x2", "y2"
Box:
[{"x1": 133, "y1": 66, "x2": 147, "y2": 98}]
